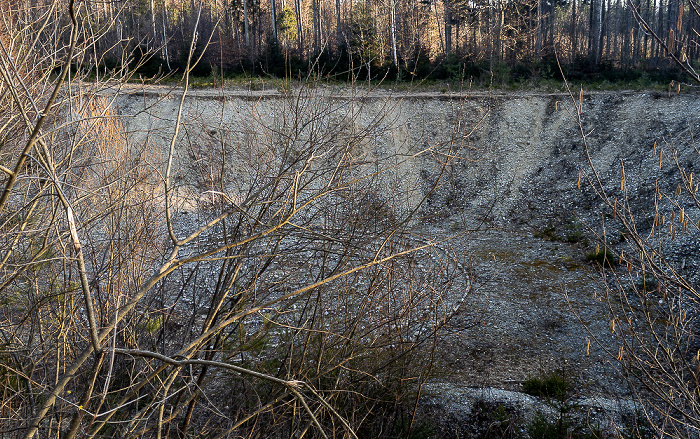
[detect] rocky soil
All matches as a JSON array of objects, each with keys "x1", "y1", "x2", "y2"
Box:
[{"x1": 111, "y1": 84, "x2": 700, "y2": 435}]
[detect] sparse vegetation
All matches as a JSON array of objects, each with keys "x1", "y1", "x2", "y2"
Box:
[
  {"x1": 527, "y1": 411, "x2": 603, "y2": 439},
  {"x1": 469, "y1": 400, "x2": 521, "y2": 439},
  {"x1": 585, "y1": 246, "x2": 617, "y2": 268},
  {"x1": 522, "y1": 372, "x2": 570, "y2": 401},
  {"x1": 534, "y1": 219, "x2": 588, "y2": 245},
  {"x1": 564, "y1": 220, "x2": 587, "y2": 245},
  {"x1": 522, "y1": 373, "x2": 605, "y2": 439},
  {"x1": 534, "y1": 224, "x2": 560, "y2": 241}
]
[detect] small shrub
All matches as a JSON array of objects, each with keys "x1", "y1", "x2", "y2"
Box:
[
  {"x1": 534, "y1": 224, "x2": 559, "y2": 241},
  {"x1": 393, "y1": 416, "x2": 435, "y2": 439},
  {"x1": 511, "y1": 63, "x2": 532, "y2": 82},
  {"x1": 585, "y1": 246, "x2": 617, "y2": 268},
  {"x1": 405, "y1": 45, "x2": 432, "y2": 79},
  {"x1": 528, "y1": 411, "x2": 571, "y2": 439},
  {"x1": 536, "y1": 219, "x2": 588, "y2": 245},
  {"x1": 564, "y1": 220, "x2": 586, "y2": 244},
  {"x1": 522, "y1": 372, "x2": 570, "y2": 400},
  {"x1": 565, "y1": 231, "x2": 585, "y2": 244},
  {"x1": 527, "y1": 412, "x2": 604, "y2": 439},
  {"x1": 142, "y1": 314, "x2": 164, "y2": 333},
  {"x1": 486, "y1": 61, "x2": 512, "y2": 85},
  {"x1": 634, "y1": 275, "x2": 658, "y2": 293},
  {"x1": 621, "y1": 410, "x2": 655, "y2": 439},
  {"x1": 469, "y1": 400, "x2": 520, "y2": 439}
]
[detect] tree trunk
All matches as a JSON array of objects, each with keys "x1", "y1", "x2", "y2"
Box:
[
  {"x1": 390, "y1": 0, "x2": 398, "y2": 66},
  {"x1": 312, "y1": 0, "x2": 320, "y2": 54},
  {"x1": 570, "y1": 0, "x2": 577, "y2": 62},
  {"x1": 548, "y1": 0, "x2": 554, "y2": 50},
  {"x1": 163, "y1": 8, "x2": 171, "y2": 69},
  {"x1": 271, "y1": 0, "x2": 278, "y2": 42},
  {"x1": 336, "y1": 0, "x2": 342, "y2": 50},
  {"x1": 600, "y1": 0, "x2": 607, "y2": 60},
  {"x1": 243, "y1": 0, "x2": 250, "y2": 50},
  {"x1": 294, "y1": 0, "x2": 304, "y2": 57},
  {"x1": 536, "y1": 0, "x2": 543, "y2": 58},
  {"x1": 444, "y1": 2, "x2": 452, "y2": 55},
  {"x1": 435, "y1": 3, "x2": 445, "y2": 54},
  {"x1": 498, "y1": 1, "x2": 505, "y2": 61},
  {"x1": 590, "y1": 0, "x2": 603, "y2": 64},
  {"x1": 667, "y1": 0, "x2": 677, "y2": 54},
  {"x1": 150, "y1": 0, "x2": 158, "y2": 47}
]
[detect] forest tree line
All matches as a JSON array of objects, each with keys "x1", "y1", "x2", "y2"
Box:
[{"x1": 6, "y1": 0, "x2": 700, "y2": 81}]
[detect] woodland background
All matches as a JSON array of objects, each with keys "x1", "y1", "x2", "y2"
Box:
[{"x1": 8, "y1": 0, "x2": 699, "y2": 81}]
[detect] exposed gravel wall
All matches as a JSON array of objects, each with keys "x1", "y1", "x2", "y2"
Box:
[{"x1": 114, "y1": 87, "x2": 700, "y2": 229}]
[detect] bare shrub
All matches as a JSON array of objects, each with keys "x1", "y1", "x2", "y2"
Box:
[
  {"x1": 567, "y1": 79, "x2": 700, "y2": 437},
  {"x1": 0, "y1": 3, "x2": 465, "y2": 438}
]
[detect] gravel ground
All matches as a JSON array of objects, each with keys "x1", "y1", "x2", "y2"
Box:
[{"x1": 111, "y1": 86, "x2": 700, "y2": 432}]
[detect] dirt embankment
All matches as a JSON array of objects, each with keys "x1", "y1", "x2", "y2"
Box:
[{"x1": 113, "y1": 86, "x2": 700, "y2": 432}]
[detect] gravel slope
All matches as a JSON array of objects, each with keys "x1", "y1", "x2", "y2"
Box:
[{"x1": 111, "y1": 86, "x2": 700, "y2": 431}]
